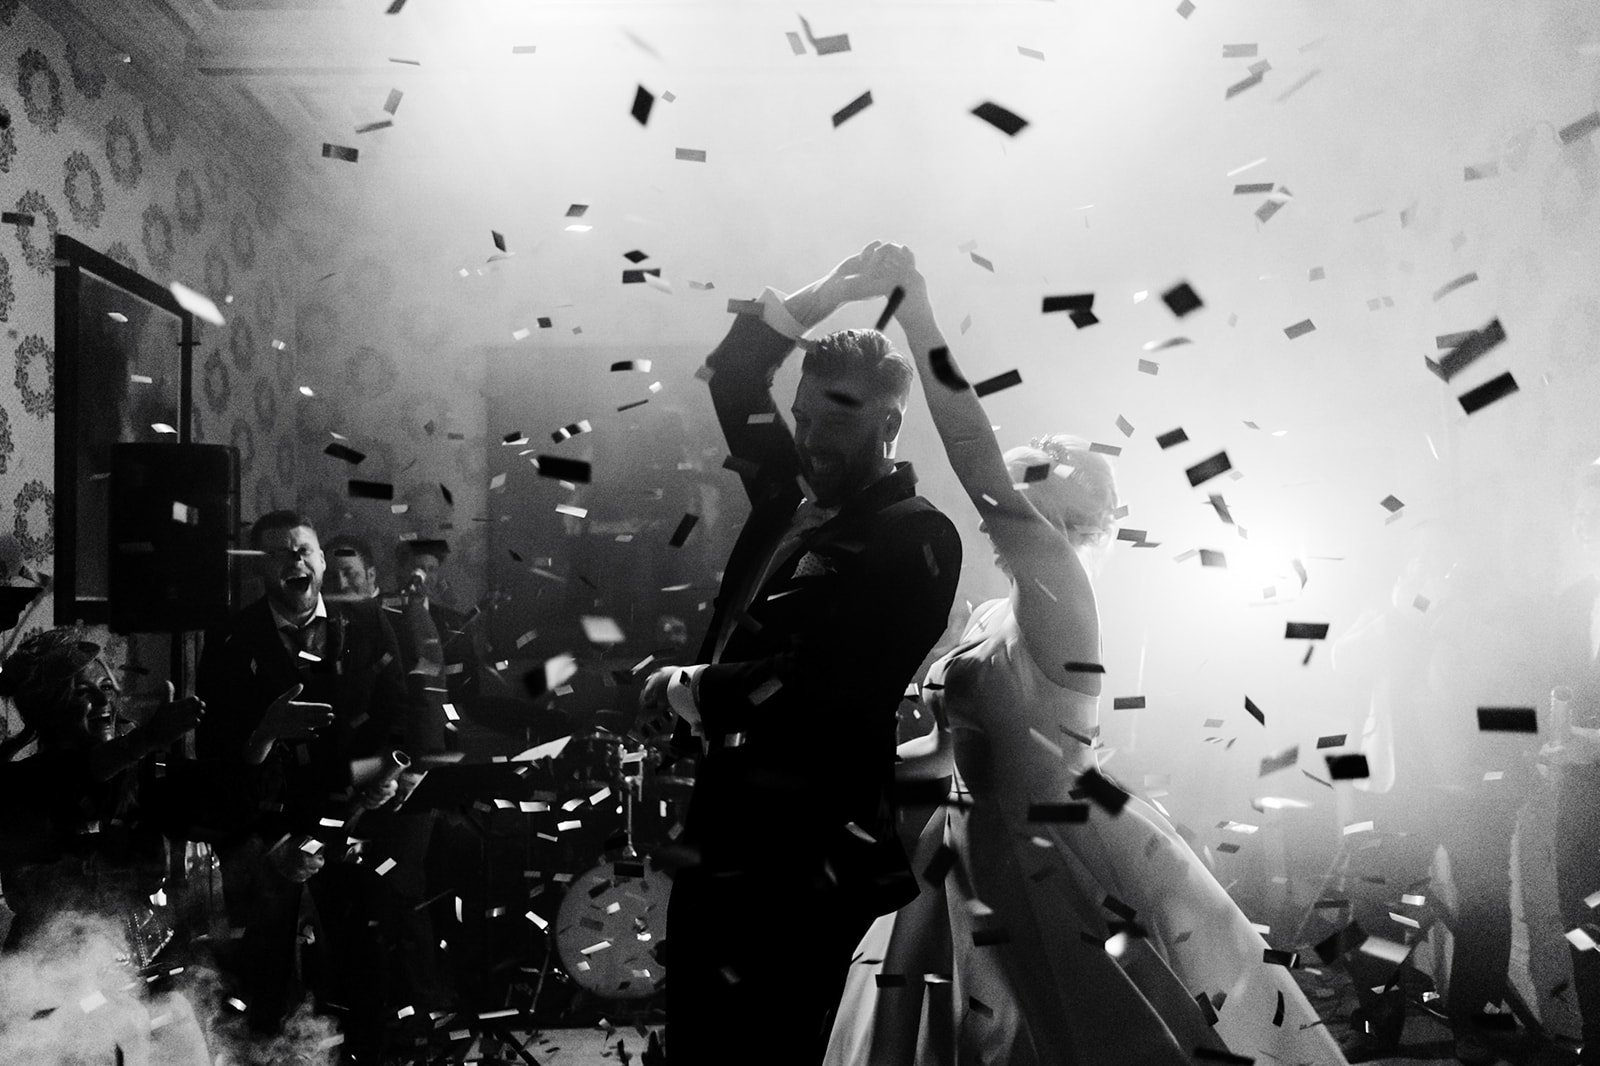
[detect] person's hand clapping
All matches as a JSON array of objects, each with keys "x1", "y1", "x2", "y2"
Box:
[
  {"x1": 260, "y1": 682, "x2": 335, "y2": 741},
  {"x1": 146, "y1": 681, "x2": 206, "y2": 745}
]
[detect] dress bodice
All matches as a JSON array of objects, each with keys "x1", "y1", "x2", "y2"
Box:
[{"x1": 924, "y1": 597, "x2": 1101, "y2": 804}]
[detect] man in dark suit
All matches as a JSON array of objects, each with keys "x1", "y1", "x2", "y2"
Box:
[
  {"x1": 391, "y1": 538, "x2": 484, "y2": 708},
  {"x1": 639, "y1": 243, "x2": 963, "y2": 1066},
  {"x1": 197, "y1": 510, "x2": 417, "y2": 1057},
  {"x1": 1547, "y1": 464, "x2": 1600, "y2": 1065}
]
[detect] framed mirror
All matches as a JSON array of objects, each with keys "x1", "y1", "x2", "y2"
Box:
[{"x1": 54, "y1": 234, "x2": 195, "y2": 625}]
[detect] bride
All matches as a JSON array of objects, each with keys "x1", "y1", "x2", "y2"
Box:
[{"x1": 824, "y1": 244, "x2": 1349, "y2": 1066}]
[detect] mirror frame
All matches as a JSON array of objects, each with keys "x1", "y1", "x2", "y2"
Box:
[{"x1": 53, "y1": 233, "x2": 196, "y2": 625}]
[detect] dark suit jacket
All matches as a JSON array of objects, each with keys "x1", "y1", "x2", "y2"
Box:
[
  {"x1": 676, "y1": 312, "x2": 962, "y2": 916},
  {"x1": 195, "y1": 596, "x2": 415, "y2": 834},
  {"x1": 388, "y1": 598, "x2": 483, "y2": 711}
]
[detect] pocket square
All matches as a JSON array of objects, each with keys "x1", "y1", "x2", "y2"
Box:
[{"x1": 792, "y1": 551, "x2": 835, "y2": 579}]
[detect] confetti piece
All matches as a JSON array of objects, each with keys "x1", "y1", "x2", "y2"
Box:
[
  {"x1": 1043, "y1": 293, "x2": 1095, "y2": 315},
  {"x1": 375, "y1": 857, "x2": 398, "y2": 875},
  {"x1": 1275, "y1": 68, "x2": 1322, "y2": 101},
  {"x1": 832, "y1": 90, "x2": 874, "y2": 127},
  {"x1": 1233, "y1": 182, "x2": 1274, "y2": 194},
  {"x1": 512, "y1": 44, "x2": 537, "y2": 54},
  {"x1": 1559, "y1": 110, "x2": 1600, "y2": 145},
  {"x1": 1567, "y1": 927, "x2": 1599, "y2": 952},
  {"x1": 1283, "y1": 319, "x2": 1316, "y2": 340},
  {"x1": 1076, "y1": 768, "x2": 1129, "y2": 814},
  {"x1": 552, "y1": 419, "x2": 593, "y2": 443},
  {"x1": 355, "y1": 120, "x2": 392, "y2": 134},
  {"x1": 1244, "y1": 696, "x2": 1265, "y2": 725},
  {"x1": 581, "y1": 616, "x2": 626, "y2": 644},
  {"x1": 1225, "y1": 71, "x2": 1265, "y2": 98},
  {"x1": 1137, "y1": 359, "x2": 1159, "y2": 375},
  {"x1": 1, "y1": 211, "x2": 36, "y2": 225},
  {"x1": 1113, "y1": 696, "x2": 1145, "y2": 710},
  {"x1": 675, "y1": 147, "x2": 708, "y2": 162},
  {"x1": 322, "y1": 143, "x2": 359, "y2": 163},
  {"x1": 1199, "y1": 549, "x2": 1227, "y2": 568},
  {"x1": 1428, "y1": 318, "x2": 1507, "y2": 381},
  {"x1": 1358, "y1": 937, "x2": 1410, "y2": 964},
  {"x1": 1308, "y1": 266, "x2": 1325, "y2": 281},
  {"x1": 786, "y1": 31, "x2": 806, "y2": 54},
  {"x1": 1255, "y1": 199, "x2": 1285, "y2": 224},
  {"x1": 167, "y1": 282, "x2": 229, "y2": 330},
  {"x1": 970, "y1": 252, "x2": 995, "y2": 272},
  {"x1": 1176, "y1": 0, "x2": 1195, "y2": 18},
  {"x1": 668, "y1": 513, "x2": 699, "y2": 547},
  {"x1": 1325, "y1": 753, "x2": 1369, "y2": 779},
  {"x1": 1464, "y1": 161, "x2": 1500, "y2": 181},
  {"x1": 348, "y1": 480, "x2": 394, "y2": 500},
  {"x1": 1185, "y1": 451, "x2": 1232, "y2": 487},
  {"x1": 631, "y1": 85, "x2": 654, "y2": 125},
  {"x1": 1284, "y1": 622, "x2": 1328, "y2": 640},
  {"x1": 622, "y1": 268, "x2": 662, "y2": 284},
  {"x1": 1477, "y1": 707, "x2": 1536, "y2": 732},
  {"x1": 875, "y1": 286, "x2": 906, "y2": 331},
  {"x1": 1260, "y1": 746, "x2": 1298, "y2": 776},
  {"x1": 1018, "y1": 46, "x2": 1045, "y2": 60},
  {"x1": 1379, "y1": 494, "x2": 1403, "y2": 513},
  {"x1": 535, "y1": 456, "x2": 592, "y2": 483},
  {"x1": 1431, "y1": 272, "x2": 1479, "y2": 302},
  {"x1": 610, "y1": 359, "x2": 652, "y2": 372},
  {"x1": 1156, "y1": 428, "x2": 1188, "y2": 449},
  {"x1": 1162, "y1": 282, "x2": 1203, "y2": 317},
  {"x1": 973, "y1": 369, "x2": 1022, "y2": 397},
  {"x1": 1458, "y1": 371, "x2": 1519, "y2": 415},
  {"x1": 971, "y1": 101, "x2": 1029, "y2": 136}
]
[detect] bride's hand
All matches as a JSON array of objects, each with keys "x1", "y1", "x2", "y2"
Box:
[{"x1": 824, "y1": 242, "x2": 918, "y2": 303}]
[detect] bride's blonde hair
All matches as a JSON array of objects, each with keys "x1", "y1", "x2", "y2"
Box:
[{"x1": 1002, "y1": 434, "x2": 1119, "y2": 549}]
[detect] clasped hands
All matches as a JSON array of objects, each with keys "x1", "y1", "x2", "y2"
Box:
[{"x1": 819, "y1": 240, "x2": 927, "y2": 312}]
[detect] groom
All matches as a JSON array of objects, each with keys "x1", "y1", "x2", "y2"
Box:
[{"x1": 639, "y1": 243, "x2": 962, "y2": 1065}]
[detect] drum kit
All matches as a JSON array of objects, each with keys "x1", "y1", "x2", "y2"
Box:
[{"x1": 545, "y1": 728, "x2": 690, "y2": 1002}]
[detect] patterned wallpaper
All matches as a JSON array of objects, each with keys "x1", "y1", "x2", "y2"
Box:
[{"x1": 0, "y1": 1, "x2": 300, "y2": 665}]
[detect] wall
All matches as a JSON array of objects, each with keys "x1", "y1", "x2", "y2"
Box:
[{"x1": 0, "y1": 0, "x2": 300, "y2": 725}]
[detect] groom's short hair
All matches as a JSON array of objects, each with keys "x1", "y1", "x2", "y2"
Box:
[{"x1": 801, "y1": 329, "x2": 913, "y2": 413}]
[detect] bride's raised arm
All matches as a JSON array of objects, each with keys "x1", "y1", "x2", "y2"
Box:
[{"x1": 887, "y1": 248, "x2": 1101, "y2": 691}]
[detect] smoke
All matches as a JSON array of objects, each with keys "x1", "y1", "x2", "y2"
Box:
[{"x1": 0, "y1": 909, "x2": 342, "y2": 1066}]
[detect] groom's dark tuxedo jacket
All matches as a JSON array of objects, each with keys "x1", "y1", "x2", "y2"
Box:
[{"x1": 674, "y1": 311, "x2": 961, "y2": 917}]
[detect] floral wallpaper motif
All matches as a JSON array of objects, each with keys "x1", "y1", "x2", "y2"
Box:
[
  {"x1": 202, "y1": 348, "x2": 230, "y2": 413},
  {"x1": 0, "y1": 0, "x2": 17, "y2": 29},
  {"x1": 175, "y1": 168, "x2": 204, "y2": 233},
  {"x1": 204, "y1": 158, "x2": 228, "y2": 204},
  {"x1": 253, "y1": 478, "x2": 279, "y2": 517},
  {"x1": 0, "y1": 106, "x2": 15, "y2": 173},
  {"x1": 274, "y1": 439, "x2": 295, "y2": 484},
  {"x1": 14, "y1": 334, "x2": 52, "y2": 418},
  {"x1": 140, "y1": 202, "x2": 174, "y2": 275},
  {"x1": 0, "y1": 404, "x2": 12, "y2": 475},
  {"x1": 104, "y1": 113, "x2": 141, "y2": 190},
  {"x1": 104, "y1": 240, "x2": 137, "y2": 273},
  {"x1": 63, "y1": 39, "x2": 105, "y2": 100},
  {"x1": 204, "y1": 242, "x2": 230, "y2": 300},
  {"x1": 16, "y1": 48, "x2": 63, "y2": 134},
  {"x1": 252, "y1": 375, "x2": 277, "y2": 430},
  {"x1": 230, "y1": 417, "x2": 257, "y2": 469},
  {"x1": 0, "y1": 252, "x2": 12, "y2": 321},
  {"x1": 12, "y1": 190, "x2": 59, "y2": 275},
  {"x1": 230, "y1": 212, "x2": 256, "y2": 269},
  {"x1": 228, "y1": 313, "x2": 255, "y2": 373},
  {"x1": 13, "y1": 479, "x2": 53, "y2": 563},
  {"x1": 142, "y1": 106, "x2": 175, "y2": 155},
  {"x1": 63, "y1": 149, "x2": 104, "y2": 229}
]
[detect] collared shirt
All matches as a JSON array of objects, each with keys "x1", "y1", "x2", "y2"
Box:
[{"x1": 270, "y1": 593, "x2": 329, "y2": 661}]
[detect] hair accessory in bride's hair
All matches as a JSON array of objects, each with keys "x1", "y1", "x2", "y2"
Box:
[{"x1": 1028, "y1": 435, "x2": 1077, "y2": 470}]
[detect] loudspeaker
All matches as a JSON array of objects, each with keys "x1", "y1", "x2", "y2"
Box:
[{"x1": 109, "y1": 443, "x2": 239, "y2": 633}]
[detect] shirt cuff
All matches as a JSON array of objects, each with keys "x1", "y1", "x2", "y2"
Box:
[
  {"x1": 759, "y1": 287, "x2": 811, "y2": 342},
  {"x1": 667, "y1": 665, "x2": 708, "y2": 733}
]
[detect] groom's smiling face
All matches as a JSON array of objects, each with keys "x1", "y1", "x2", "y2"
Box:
[{"x1": 791, "y1": 374, "x2": 894, "y2": 508}]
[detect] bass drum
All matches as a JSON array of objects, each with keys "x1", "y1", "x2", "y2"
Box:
[{"x1": 553, "y1": 857, "x2": 670, "y2": 999}]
